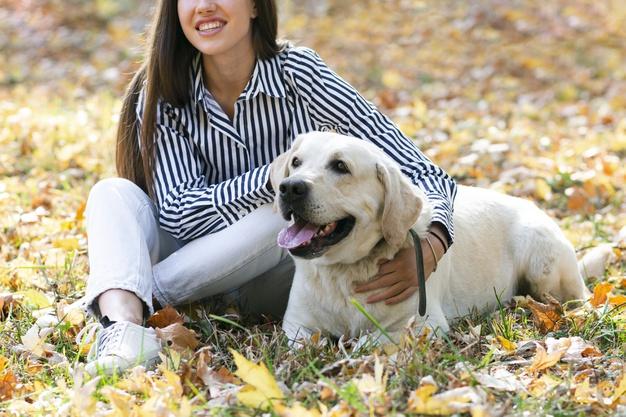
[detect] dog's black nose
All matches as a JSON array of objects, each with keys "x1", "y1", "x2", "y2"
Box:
[{"x1": 279, "y1": 178, "x2": 309, "y2": 202}]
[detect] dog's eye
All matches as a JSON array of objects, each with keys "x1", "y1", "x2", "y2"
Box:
[
  {"x1": 292, "y1": 157, "x2": 301, "y2": 168},
  {"x1": 330, "y1": 160, "x2": 350, "y2": 174}
]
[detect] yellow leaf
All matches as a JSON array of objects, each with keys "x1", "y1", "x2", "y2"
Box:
[
  {"x1": 230, "y1": 349, "x2": 284, "y2": 410},
  {"x1": 101, "y1": 386, "x2": 134, "y2": 416},
  {"x1": 574, "y1": 379, "x2": 598, "y2": 404},
  {"x1": 15, "y1": 289, "x2": 51, "y2": 308},
  {"x1": 408, "y1": 384, "x2": 484, "y2": 415},
  {"x1": 609, "y1": 294, "x2": 626, "y2": 306},
  {"x1": 53, "y1": 237, "x2": 79, "y2": 251},
  {"x1": 612, "y1": 373, "x2": 626, "y2": 405},
  {"x1": 534, "y1": 179, "x2": 552, "y2": 201},
  {"x1": 528, "y1": 341, "x2": 569, "y2": 374},
  {"x1": 382, "y1": 70, "x2": 402, "y2": 89},
  {"x1": 496, "y1": 336, "x2": 517, "y2": 352},
  {"x1": 274, "y1": 402, "x2": 321, "y2": 417},
  {"x1": 590, "y1": 282, "x2": 613, "y2": 307},
  {"x1": 161, "y1": 367, "x2": 184, "y2": 398}
]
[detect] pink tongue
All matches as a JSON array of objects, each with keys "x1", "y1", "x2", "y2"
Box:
[{"x1": 277, "y1": 221, "x2": 319, "y2": 249}]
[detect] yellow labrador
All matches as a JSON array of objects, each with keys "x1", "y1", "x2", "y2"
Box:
[{"x1": 271, "y1": 132, "x2": 590, "y2": 344}]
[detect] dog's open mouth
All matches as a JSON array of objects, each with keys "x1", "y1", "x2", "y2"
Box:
[{"x1": 277, "y1": 215, "x2": 356, "y2": 258}]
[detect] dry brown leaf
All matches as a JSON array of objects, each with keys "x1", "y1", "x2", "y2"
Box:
[
  {"x1": 320, "y1": 385, "x2": 336, "y2": 401},
  {"x1": 147, "y1": 305, "x2": 184, "y2": 328},
  {"x1": 525, "y1": 295, "x2": 563, "y2": 334},
  {"x1": 0, "y1": 356, "x2": 17, "y2": 401},
  {"x1": 528, "y1": 340, "x2": 570, "y2": 374},
  {"x1": 155, "y1": 322, "x2": 199, "y2": 351},
  {"x1": 590, "y1": 282, "x2": 613, "y2": 307},
  {"x1": 0, "y1": 294, "x2": 19, "y2": 319}
]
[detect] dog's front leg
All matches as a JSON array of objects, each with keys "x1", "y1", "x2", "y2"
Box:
[{"x1": 282, "y1": 318, "x2": 315, "y2": 348}]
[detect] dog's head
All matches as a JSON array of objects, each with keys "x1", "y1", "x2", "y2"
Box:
[{"x1": 271, "y1": 132, "x2": 424, "y2": 264}]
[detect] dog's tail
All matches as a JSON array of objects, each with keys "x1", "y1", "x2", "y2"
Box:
[{"x1": 578, "y1": 244, "x2": 615, "y2": 280}]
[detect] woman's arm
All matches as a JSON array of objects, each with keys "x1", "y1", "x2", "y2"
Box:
[{"x1": 137, "y1": 94, "x2": 274, "y2": 241}]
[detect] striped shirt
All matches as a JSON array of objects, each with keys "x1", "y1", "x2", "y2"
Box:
[{"x1": 137, "y1": 46, "x2": 457, "y2": 242}]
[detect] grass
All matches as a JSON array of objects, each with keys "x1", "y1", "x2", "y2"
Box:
[{"x1": 2, "y1": 0, "x2": 626, "y2": 415}]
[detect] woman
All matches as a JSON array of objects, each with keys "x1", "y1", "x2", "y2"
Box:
[{"x1": 82, "y1": 0, "x2": 456, "y2": 375}]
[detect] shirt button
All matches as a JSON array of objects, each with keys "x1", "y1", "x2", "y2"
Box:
[{"x1": 238, "y1": 210, "x2": 247, "y2": 217}]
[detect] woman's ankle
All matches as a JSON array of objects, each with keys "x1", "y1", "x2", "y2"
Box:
[{"x1": 97, "y1": 289, "x2": 144, "y2": 325}]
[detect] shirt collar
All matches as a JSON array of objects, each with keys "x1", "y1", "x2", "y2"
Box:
[{"x1": 192, "y1": 52, "x2": 286, "y2": 104}]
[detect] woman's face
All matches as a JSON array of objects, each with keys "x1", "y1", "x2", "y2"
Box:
[{"x1": 178, "y1": 0, "x2": 257, "y2": 58}]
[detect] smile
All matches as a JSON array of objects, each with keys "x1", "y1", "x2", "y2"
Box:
[{"x1": 197, "y1": 21, "x2": 226, "y2": 33}]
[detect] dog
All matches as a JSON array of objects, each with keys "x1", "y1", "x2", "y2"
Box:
[{"x1": 270, "y1": 132, "x2": 590, "y2": 344}]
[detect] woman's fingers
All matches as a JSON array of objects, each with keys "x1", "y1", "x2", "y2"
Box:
[
  {"x1": 354, "y1": 271, "x2": 399, "y2": 293},
  {"x1": 365, "y1": 281, "x2": 408, "y2": 303},
  {"x1": 384, "y1": 286, "x2": 419, "y2": 305}
]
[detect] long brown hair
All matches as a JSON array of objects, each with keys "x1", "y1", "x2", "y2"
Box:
[{"x1": 116, "y1": 0, "x2": 284, "y2": 196}]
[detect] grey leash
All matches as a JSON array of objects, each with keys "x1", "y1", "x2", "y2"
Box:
[{"x1": 409, "y1": 229, "x2": 427, "y2": 316}]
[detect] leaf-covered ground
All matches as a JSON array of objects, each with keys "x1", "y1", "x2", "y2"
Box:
[{"x1": 1, "y1": 0, "x2": 625, "y2": 415}]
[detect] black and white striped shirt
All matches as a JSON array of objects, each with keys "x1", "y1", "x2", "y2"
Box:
[{"x1": 137, "y1": 46, "x2": 457, "y2": 242}]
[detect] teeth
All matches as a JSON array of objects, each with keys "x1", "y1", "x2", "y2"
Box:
[
  {"x1": 199, "y1": 21, "x2": 224, "y2": 31},
  {"x1": 315, "y1": 222, "x2": 337, "y2": 238}
]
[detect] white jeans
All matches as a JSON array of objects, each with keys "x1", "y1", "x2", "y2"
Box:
[{"x1": 84, "y1": 178, "x2": 293, "y2": 318}]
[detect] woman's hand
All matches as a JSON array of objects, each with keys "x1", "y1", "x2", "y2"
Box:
[{"x1": 354, "y1": 227, "x2": 447, "y2": 305}]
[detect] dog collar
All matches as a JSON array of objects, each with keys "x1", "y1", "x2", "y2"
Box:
[{"x1": 409, "y1": 229, "x2": 427, "y2": 316}]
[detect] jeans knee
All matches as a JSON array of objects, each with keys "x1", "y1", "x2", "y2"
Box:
[{"x1": 87, "y1": 178, "x2": 149, "y2": 212}]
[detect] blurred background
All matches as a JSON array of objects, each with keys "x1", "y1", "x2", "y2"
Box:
[{"x1": 0, "y1": 0, "x2": 625, "y2": 296}]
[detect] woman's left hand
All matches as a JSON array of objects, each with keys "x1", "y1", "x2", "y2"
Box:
[{"x1": 353, "y1": 235, "x2": 443, "y2": 305}]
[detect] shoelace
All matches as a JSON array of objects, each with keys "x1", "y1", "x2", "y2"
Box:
[
  {"x1": 95, "y1": 323, "x2": 124, "y2": 357},
  {"x1": 75, "y1": 321, "x2": 124, "y2": 359}
]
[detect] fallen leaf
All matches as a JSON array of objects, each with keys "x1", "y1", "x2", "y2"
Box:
[
  {"x1": 147, "y1": 305, "x2": 184, "y2": 328},
  {"x1": 0, "y1": 294, "x2": 19, "y2": 319},
  {"x1": 574, "y1": 378, "x2": 599, "y2": 404},
  {"x1": 15, "y1": 289, "x2": 51, "y2": 309},
  {"x1": 75, "y1": 201, "x2": 86, "y2": 221},
  {"x1": 155, "y1": 322, "x2": 199, "y2": 351},
  {"x1": 274, "y1": 402, "x2": 322, "y2": 417},
  {"x1": 230, "y1": 349, "x2": 284, "y2": 410},
  {"x1": 319, "y1": 385, "x2": 336, "y2": 401},
  {"x1": 473, "y1": 368, "x2": 523, "y2": 392},
  {"x1": 52, "y1": 237, "x2": 79, "y2": 251},
  {"x1": 590, "y1": 282, "x2": 613, "y2": 307},
  {"x1": 608, "y1": 294, "x2": 626, "y2": 306},
  {"x1": 612, "y1": 373, "x2": 626, "y2": 406},
  {"x1": 496, "y1": 336, "x2": 517, "y2": 352},
  {"x1": 546, "y1": 337, "x2": 601, "y2": 363},
  {"x1": 527, "y1": 373, "x2": 563, "y2": 397},
  {"x1": 0, "y1": 356, "x2": 17, "y2": 401},
  {"x1": 528, "y1": 340, "x2": 570, "y2": 374},
  {"x1": 408, "y1": 383, "x2": 485, "y2": 415},
  {"x1": 525, "y1": 295, "x2": 563, "y2": 333}
]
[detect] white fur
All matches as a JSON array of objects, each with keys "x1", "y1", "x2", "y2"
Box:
[{"x1": 272, "y1": 132, "x2": 591, "y2": 344}]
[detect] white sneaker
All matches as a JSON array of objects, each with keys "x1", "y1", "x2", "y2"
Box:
[{"x1": 79, "y1": 320, "x2": 162, "y2": 376}]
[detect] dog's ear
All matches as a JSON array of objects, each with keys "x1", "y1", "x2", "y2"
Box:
[{"x1": 376, "y1": 161, "x2": 423, "y2": 247}]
